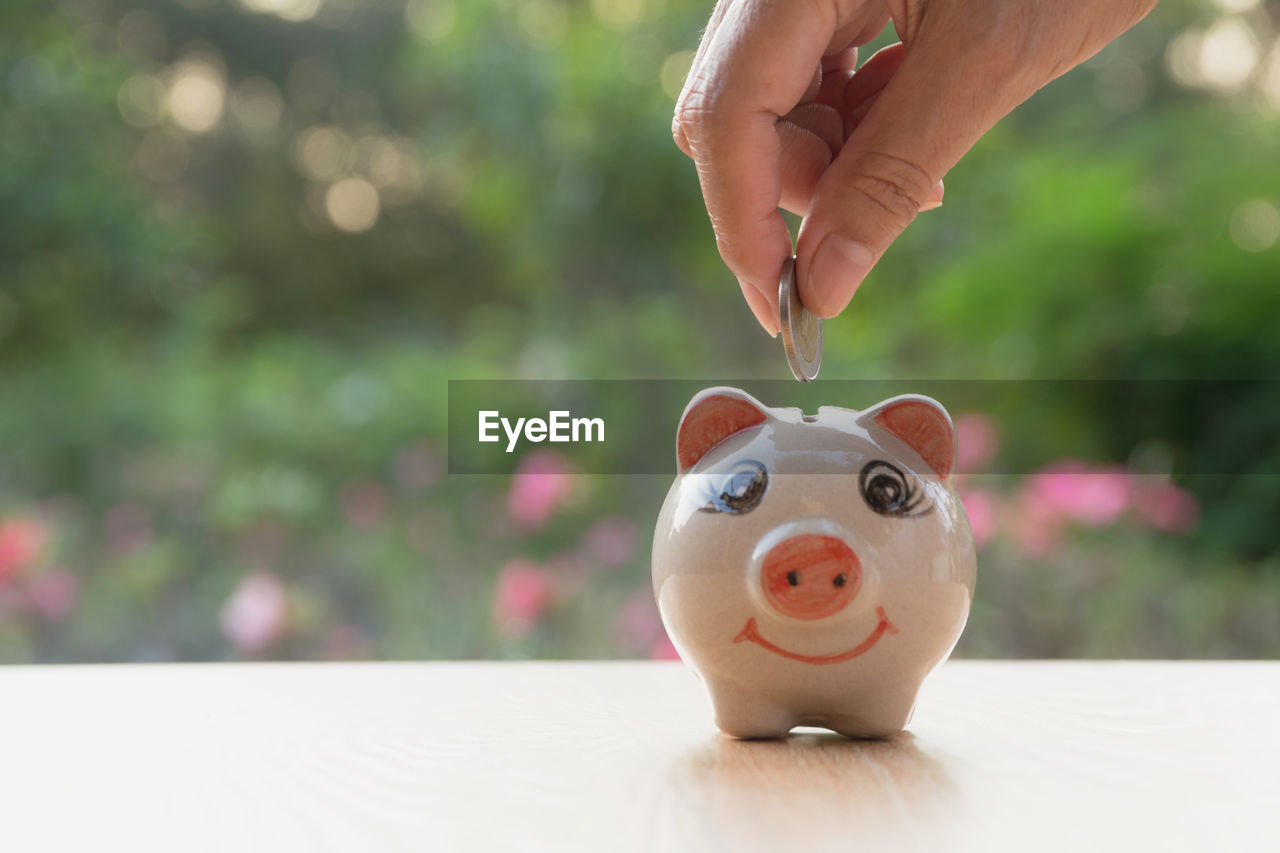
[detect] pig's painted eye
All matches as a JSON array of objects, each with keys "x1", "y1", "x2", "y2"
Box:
[
  {"x1": 701, "y1": 460, "x2": 768, "y2": 515},
  {"x1": 859, "y1": 460, "x2": 930, "y2": 517}
]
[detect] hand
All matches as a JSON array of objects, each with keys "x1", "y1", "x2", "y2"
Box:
[{"x1": 673, "y1": 0, "x2": 1158, "y2": 335}]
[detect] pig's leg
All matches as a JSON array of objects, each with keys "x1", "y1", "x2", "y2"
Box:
[
  {"x1": 826, "y1": 695, "x2": 916, "y2": 739},
  {"x1": 706, "y1": 682, "x2": 795, "y2": 739}
]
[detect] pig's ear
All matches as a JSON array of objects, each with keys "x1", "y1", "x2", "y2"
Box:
[
  {"x1": 677, "y1": 387, "x2": 769, "y2": 472},
  {"x1": 859, "y1": 395, "x2": 956, "y2": 480}
]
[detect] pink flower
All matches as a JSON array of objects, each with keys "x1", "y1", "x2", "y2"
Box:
[
  {"x1": 584, "y1": 517, "x2": 638, "y2": 569},
  {"x1": 506, "y1": 450, "x2": 575, "y2": 531},
  {"x1": 1133, "y1": 480, "x2": 1200, "y2": 533},
  {"x1": 26, "y1": 569, "x2": 78, "y2": 621},
  {"x1": 220, "y1": 571, "x2": 289, "y2": 652},
  {"x1": 493, "y1": 559, "x2": 553, "y2": 639},
  {"x1": 1070, "y1": 467, "x2": 1132, "y2": 526},
  {"x1": 1010, "y1": 460, "x2": 1143, "y2": 556},
  {"x1": 0, "y1": 517, "x2": 48, "y2": 583},
  {"x1": 955, "y1": 413, "x2": 999, "y2": 475},
  {"x1": 960, "y1": 488, "x2": 1000, "y2": 548},
  {"x1": 1023, "y1": 461, "x2": 1132, "y2": 527}
]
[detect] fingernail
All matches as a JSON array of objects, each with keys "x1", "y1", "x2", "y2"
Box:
[
  {"x1": 808, "y1": 235, "x2": 874, "y2": 317},
  {"x1": 920, "y1": 200, "x2": 943, "y2": 211},
  {"x1": 739, "y1": 279, "x2": 779, "y2": 337},
  {"x1": 926, "y1": 179, "x2": 945, "y2": 206}
]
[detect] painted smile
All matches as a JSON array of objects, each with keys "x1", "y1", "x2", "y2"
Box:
[{"x1": 732, "y1": 606, "x2": 898, "y2": 665}]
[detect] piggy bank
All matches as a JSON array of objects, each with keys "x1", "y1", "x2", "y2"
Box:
[{"x1": 652, "y1": 387, "x2": 976, "y2": 738}]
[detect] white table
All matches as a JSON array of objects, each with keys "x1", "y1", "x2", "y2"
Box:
[{"x1": 3, "y1": 661, "x2": 1276, "y2": 851}]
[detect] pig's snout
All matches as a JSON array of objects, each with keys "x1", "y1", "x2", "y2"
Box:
[{"x1": 760, "y1": 534, "x2": 861, "y2": 621}]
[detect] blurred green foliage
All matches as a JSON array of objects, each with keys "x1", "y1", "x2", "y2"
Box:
[{"x1": 0, "y1": 0, "x2": 1277, "y2": 662}]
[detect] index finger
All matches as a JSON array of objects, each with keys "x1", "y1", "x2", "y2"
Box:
[{"x1": 673, "y1": 1, "x2": 841, "y2": 304}]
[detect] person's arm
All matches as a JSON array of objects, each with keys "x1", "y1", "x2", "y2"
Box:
[{"x1": 673, "y1": 0, "x2": 1159, "y2": 335}]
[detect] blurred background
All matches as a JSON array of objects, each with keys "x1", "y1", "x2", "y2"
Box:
[{"x1": 1, "y1": 0, "x2": 1277, "y2": 662}]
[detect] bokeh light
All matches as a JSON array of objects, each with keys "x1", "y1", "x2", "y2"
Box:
[
  {"x1": 237, "y1": 0, "x2": 325, "y2": 24},
  {"x1": 230, "y1": 77, "x2": 285, "y2": 144},
  {"x1": 165, "y1": 55, "x2": 227, "y2": 134},
  {"x1": 659, "y1": 50, "x2": 694, "y2": 101},
  {"x1": 1263, "y1": 39, "x2": 1280, "y2": 108},
  {"x1": 1229, "y1": 199, "x2": 1280, "y2": 252},
  {"x1": 324, "y1": 177, "x2": 381, "y2": 232},
  {"x1": 351, "y1": 135, "x2": 422, "y2": 202},
  {"x1": 1211, "y1": 0, "x2": 1261, "y2": 11},
  {"x1": 591, "y1": 0, "x2": 657, "y2": 32},
  {"x1": 293, "y1": 125, "x2": 351, "y2": 181},
  {"x1": 1196, "y1": 17, "x2": 1260, "y2": 91},
  {"x1": 517, "y1": 0, "x2": 569, "y2": 49},
  {"x1": 406, "y1": 0, "x2": 456, "y2": 43}
]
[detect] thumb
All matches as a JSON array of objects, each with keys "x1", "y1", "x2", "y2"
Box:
[{"x1": 796, "y1": 44, "x2": 1015, "y2": 319}]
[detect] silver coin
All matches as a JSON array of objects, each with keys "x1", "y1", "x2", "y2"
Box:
[{"x1": 778, "y1": 254, "x2": 822, "y2": 382}]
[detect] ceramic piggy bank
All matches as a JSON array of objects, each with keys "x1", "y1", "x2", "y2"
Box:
[{"x1": 652, "y1": 387, "x2": 976, "y2": 738}]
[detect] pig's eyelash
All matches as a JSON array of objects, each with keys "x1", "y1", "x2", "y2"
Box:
[{"x1": 859, "y1": 460, "x2": 933, "y2": 518}]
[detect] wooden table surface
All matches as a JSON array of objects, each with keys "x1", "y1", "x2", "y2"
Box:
[{"x1": 3, "y1": 661, "x2": 1276, "y2": 851}]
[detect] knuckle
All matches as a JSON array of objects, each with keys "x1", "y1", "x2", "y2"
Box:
[
  {"x1": 672, "y1": 67, "x2": 736, "y2": 151},
  {"x1": 711, "y1": 229, "x2": 749, "y2": 280},
  {"x1": 671, "y1": 115, "x2": 690, "y2": 154},
  {"x1": 842, "y1": 151, "x2": 934, "y2": 221},
  {"x1": 673, "y1": 79, "x2": 715, "y2": 137},
  {"x1": 671, "y1": 100, "x2": 708, "y2": 154}
]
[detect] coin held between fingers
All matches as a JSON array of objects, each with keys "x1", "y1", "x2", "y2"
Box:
[{"x1": 779, "y1": 255, "x2": 822, "y2": 382}]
